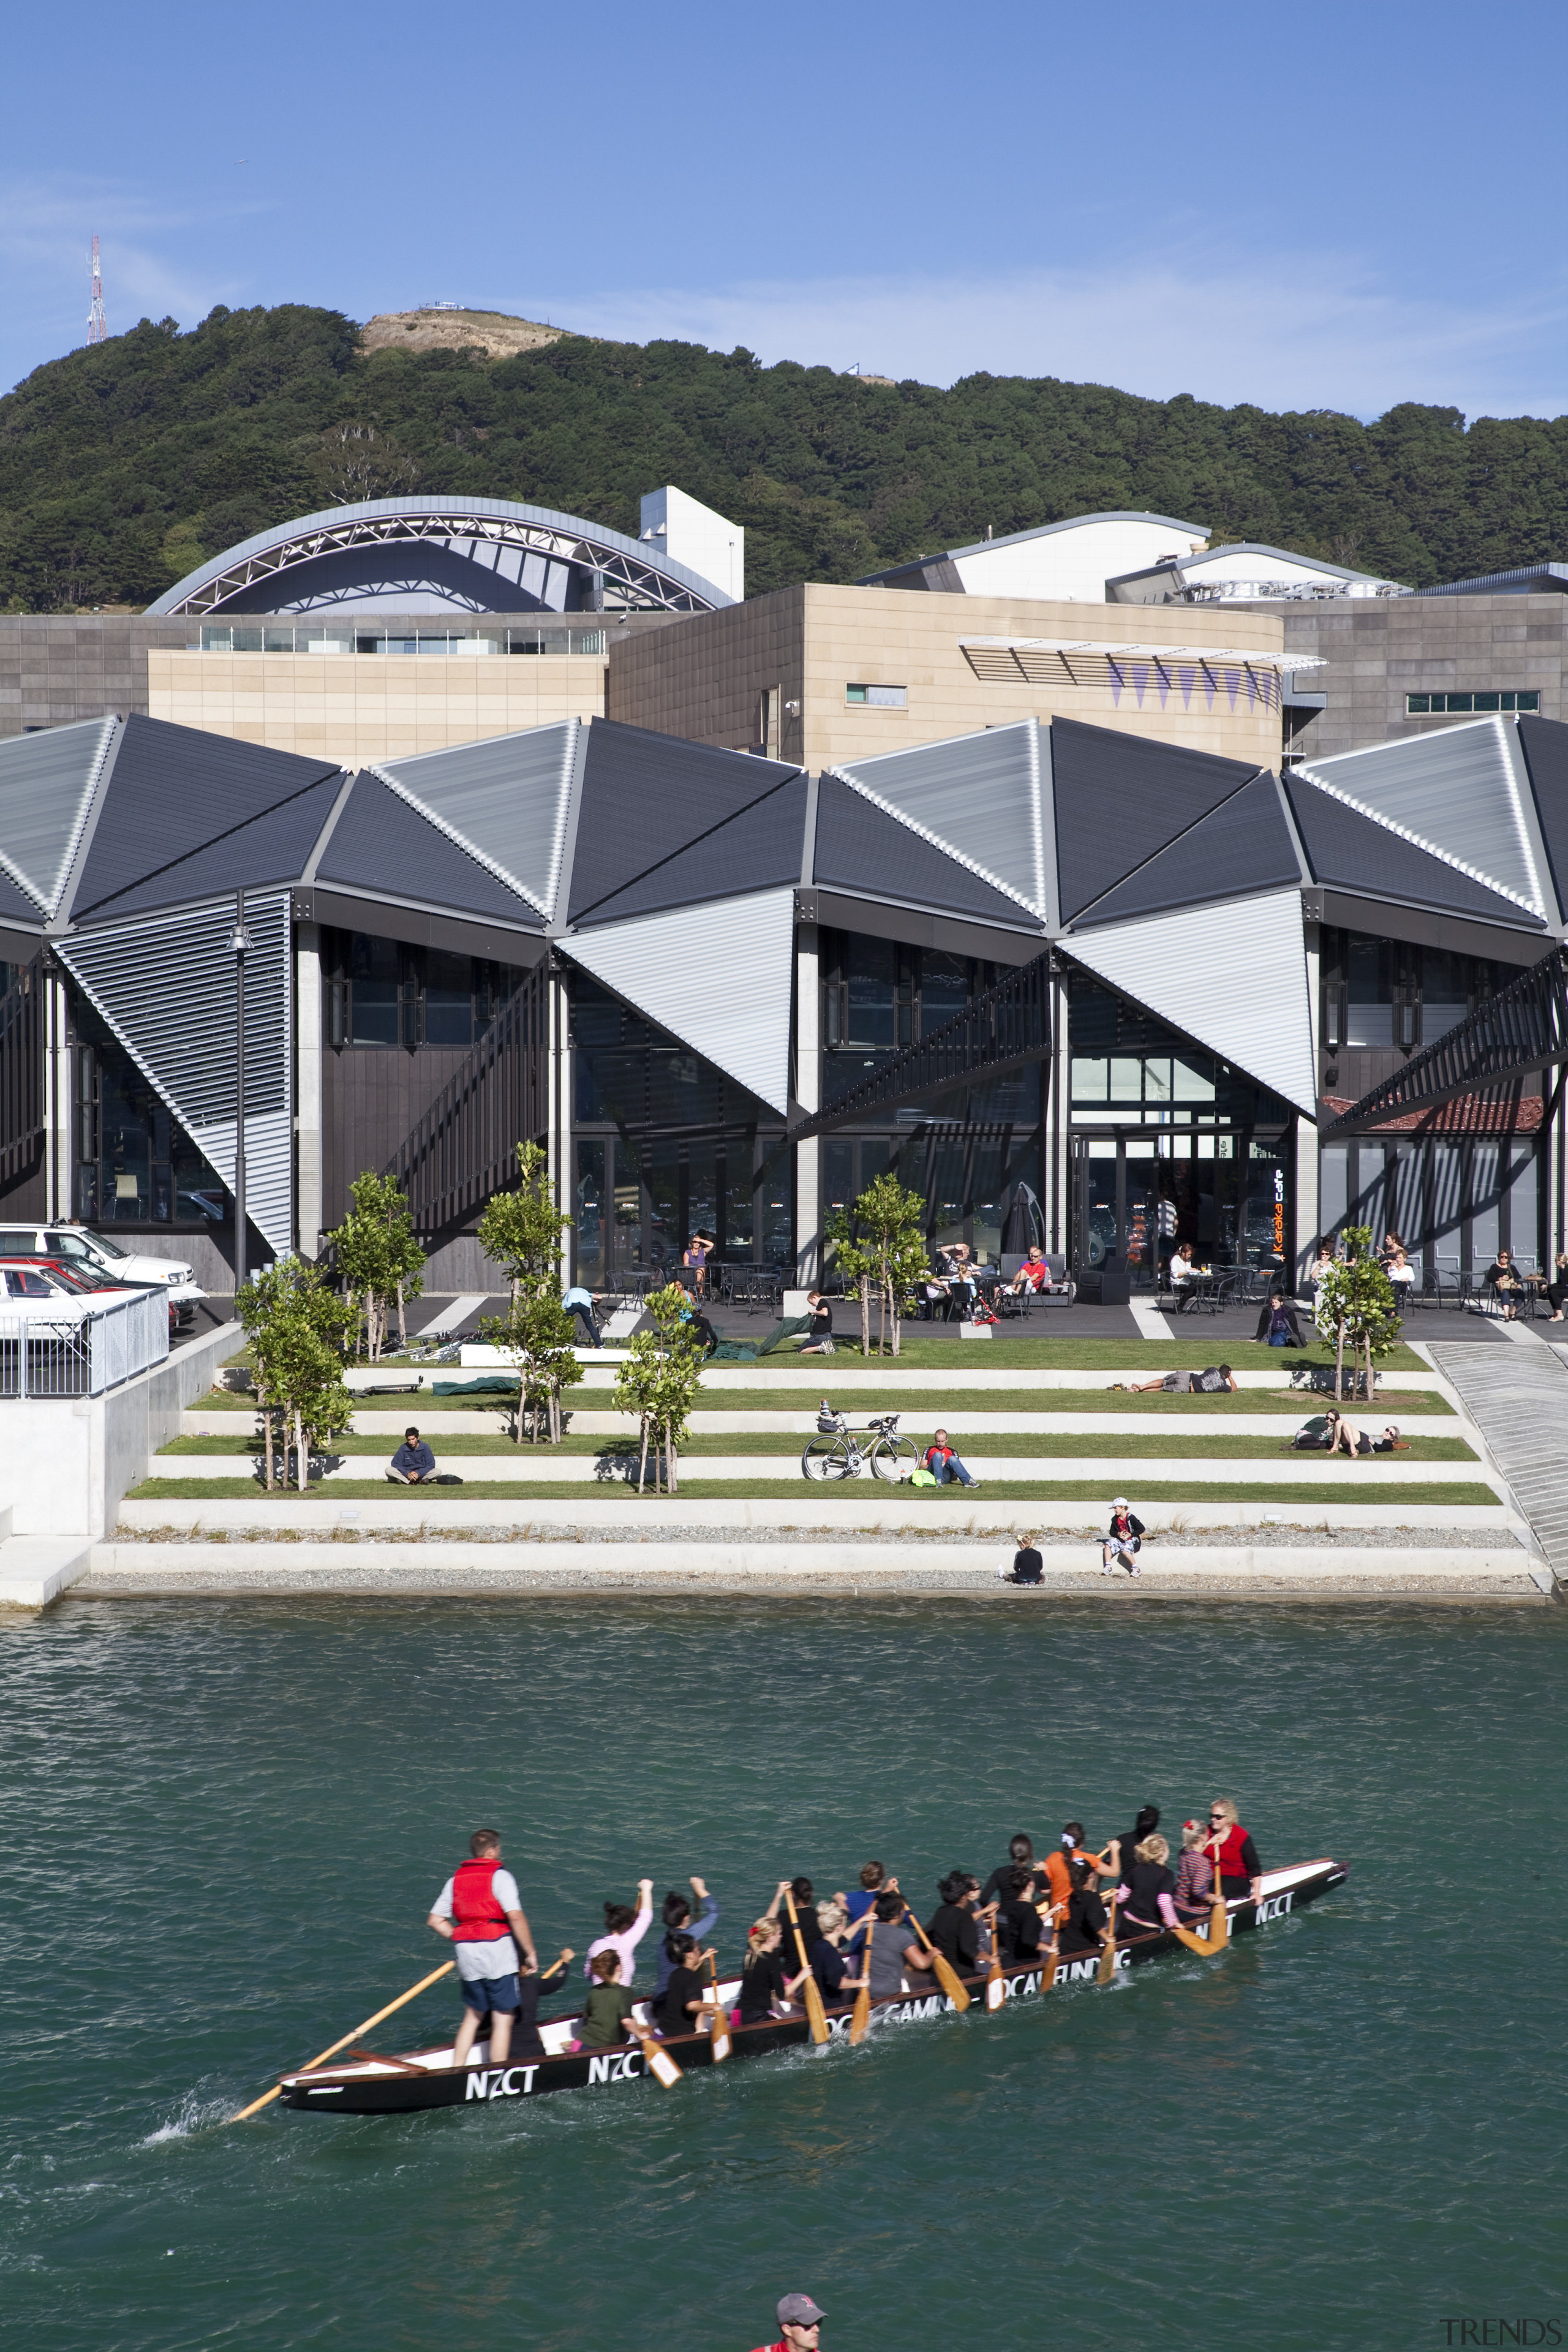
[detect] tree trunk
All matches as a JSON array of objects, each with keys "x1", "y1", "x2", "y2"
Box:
[
  {"x1": 262, "y1": 1395, "x2": 274, "y2": 1491},
  {"x1": 889, "y1": 1275, "x2": 901, "y2": 1359},
  {"x1": 859, "y1": 1273, "x2": 870, "y2": 1357},
  {"x1": 396, "y1": 1276, "x2": 407, "y2": 1351},
  {"x1": 666, "y1": 1419, "x2": 679, "y2": 1496},
  {"x1": 638, "y1": 1416, "x2": 649, "y2": 1494},
  {"x1": 295, "y1": 1406, "x2": 309, "y2": 1494},
  {"x1": 1335, "y1": 1316, "x2": 1346, "y2": 1401}
]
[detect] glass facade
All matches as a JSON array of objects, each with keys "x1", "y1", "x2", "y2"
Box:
[
  {"x1": 323, "y1": 931, "x2": 522, "y2": 1052},
  {"x1": 73, "y1": 1000, "x2": 227, "y2": 1226},
  {"x1": 1320, "y1": 930, "x2": 1515, "y2": 1055},
  {"x1": 1318, "y1": 1134, "x2": 1541, "y2": 1276}
]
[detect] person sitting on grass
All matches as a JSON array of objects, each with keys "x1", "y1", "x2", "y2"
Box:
[
  {"x1": 387, "y1": 1425, "x2": 436, "y2": 1484},
  {"x1": 923, "y1": 1428, "x2": 981, "y2": 1487},
  {"x1": 1127, "y1": 1365, "x2": 1237, "y2": 1395},
  {"x1": 1254, "y1": 1290, "x2": 1306, "y2": 1347},
  {"x1": 1371, "y1": 1424, "x2": 1409, "y2": 1452}
]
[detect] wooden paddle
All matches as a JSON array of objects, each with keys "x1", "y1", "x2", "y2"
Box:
[
  {"x1": 982, "y1": 1906, "x2": 1006, "y2": 2011},
  {"x1": 230, "y1": 1959, "x2": 455, "y2": 2120},
  {"x1": 1096, "y1": 1887, "x2": 1121, "y2": 1984},
  {"x1": 1208, "y1": 1833, "x2": 1231, "y2": 1951},
  {"x1": 629, "y1": 2016, "x2": 682, "y2": 2087},
  {"x1": 848, "y1": 1917, "x2": 875, "y2": 2045},
  {"x1": 706, "y1": 1953, "x2": 731, "y2": 2063},
  {"x1": 1036, "y1": 1913, "x2": 1061, "y2": 1993},
  {"x1": 783, "y1": 1888, "x2": 831, "y2": 2046},
  {"x1": 900, "y1": 1904, "x2": 971, "y2": 2011}
]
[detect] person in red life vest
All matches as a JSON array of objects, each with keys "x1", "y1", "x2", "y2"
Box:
[
  {"x1": 750, "y1": 2293, "x2": 827, "y2": 2352},
  {"x1": 1207, "y1": 1796, "x2": 1263, "y2": 1904},
  {"x1": 428, "y1": 1828, "x2": 538, "y2": 2068}
]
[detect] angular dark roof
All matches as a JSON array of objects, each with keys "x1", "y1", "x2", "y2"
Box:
[
  {"x1": 1050, "y1": 718, "x2": 1261, "y2": 925},
  {"x1": 1282, "y1": 772, "x2": 1543, "y2": 925},
  {"x1": 1517, "y1": 717, "x2": 1568, "y2": 922},
  {"x1": 812, "y1": 776, "x2": 1038, "y2": 924},
  {"x1": 0, "y1": 866, "x2": 47, "y2": 927},
  {"x1": 575, "y1": 774, "x2": 808, "y2": 928},
  {"x1": 316, "y1": 775, "x2": 543, "y2": 925},
  {"x1": 71, "y1": 717, "x2": 342, "y2": 924},
  {"x1": 1071, "y1": 774, "x2": 1301, "y2": 928},
  {"x1": 567, "y1": 722, "x2": 801, "y2": 924}
]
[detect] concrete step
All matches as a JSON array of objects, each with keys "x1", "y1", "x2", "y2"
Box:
[
  {"x1": 179, "y1": 1404, "x2": 1460, "y2": 1439},
  {"x1": 0, "y1": 1537, "x2": 95, "y2": 1609},
  {"x1": 140, "y1": 1452, "x2": 1496, "y2": 1488}
]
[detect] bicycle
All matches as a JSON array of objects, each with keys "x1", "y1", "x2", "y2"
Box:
[{"x1": 801, "y1": 1411, "x2": 921, "y2": 1483}]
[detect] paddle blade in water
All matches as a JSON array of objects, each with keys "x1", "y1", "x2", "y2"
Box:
[
  {"x1": 801, "y1": 1970, "x2": 830, "y2": 2046},
  {"x1": 1097, "y1": 1898, "x2": 1120, "y2": 1984},
  {"x1": 708, "y1": 2003, "x2": 731, "y2": 2063},
  {"x1": 1172, "y1": 1925, "x2": 1221, "y2": 1957},
  {"x1": 847, "y1": 1982, "x2": 872, "y2": 2046}
]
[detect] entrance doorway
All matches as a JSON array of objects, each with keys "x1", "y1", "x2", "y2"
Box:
[
  {"x1": 1072, "y1": 1129, "x2": 1292, "y2": 1283},
  {"x1": 1072, "y1": 1135, "x2": 1157, "y2": 1281}
]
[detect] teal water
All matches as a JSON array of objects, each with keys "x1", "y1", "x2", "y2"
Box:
[{"x1": 1, "y1": 1598, "x2": 1563, "y2": 2352}]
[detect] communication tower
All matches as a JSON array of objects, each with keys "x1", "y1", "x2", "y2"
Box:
[{"x1": 86, "y1": 236, "x2": 107, "y2": 344}]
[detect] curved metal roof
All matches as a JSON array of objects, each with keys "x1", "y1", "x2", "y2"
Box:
[{"x1": 145, "y1": 494, "x2": 734, "y2": 617}]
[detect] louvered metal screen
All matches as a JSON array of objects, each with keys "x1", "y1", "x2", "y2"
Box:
[{"x1": 0, "y1": 960, "x2": 44, "y2": 1185}]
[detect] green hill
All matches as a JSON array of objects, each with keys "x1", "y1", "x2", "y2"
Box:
[{"x1": 2, "y1": 303, "x2": 1566, "y2": 612}]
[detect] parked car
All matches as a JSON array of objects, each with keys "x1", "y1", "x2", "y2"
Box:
[
  {"x1": 0, "y1": 1256, "x2": 182, "y2": 1341},
  {"x1": 0, "y1": 1225, "x2": 203, "y2": 1330}
]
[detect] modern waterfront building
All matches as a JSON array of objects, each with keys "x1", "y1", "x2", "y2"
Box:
[{"x1": 0, "y1": 701, "x2": 1560, "y2": 1302}]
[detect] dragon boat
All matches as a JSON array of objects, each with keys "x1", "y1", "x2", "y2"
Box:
[{"x1": 276, "y1": 1858, "x2": 1346, "y2": 2117}]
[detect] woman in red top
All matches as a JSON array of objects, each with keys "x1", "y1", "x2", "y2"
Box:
[{"x1": 1208, "y1": 1797, "x2": 1262, "y2": 1902}]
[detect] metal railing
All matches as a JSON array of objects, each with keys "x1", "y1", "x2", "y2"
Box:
[
  {"x1": 1321, "y1": 946, "x2": 1568, "y2": 1135},
  {"x1": 791, "y1": 951, "x2": 1052, "y2": 1141},
  {"x1": 384, "y1": 965, "x2": 550, "y2": 1233},
  {"x1": 0, "y1": 1291, "x2": 171, "y2": 1399},
  {"x1": 0, "y1": 960, "x2": 45, "y2": 1186}
]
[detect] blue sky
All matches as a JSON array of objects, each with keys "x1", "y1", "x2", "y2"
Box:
[{"x1": 3, "y1": 0, "x2": 1565, "y2": 421}]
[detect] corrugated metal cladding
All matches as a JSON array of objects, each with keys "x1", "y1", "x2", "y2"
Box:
[
  {"x1": 1071, "y1": 774, "x2": 1302, "y2": 929},
  {"x1": 1517, "y1": 718, "x2": 1568, "y2": 919},
  {"x1": 57, "y1": 892, "x2": 294, "y2": 1255},
  {"x1": 1281, "y1": 773, "x2": 1539, "y2": 924},
  {"x1": 568, "y1": 723, "x2": 801, "y2": 925},
  {"x1": 1297, "y1": 720, "x2": 1545, "y2": 918},
  {"x1": 318, "y1": 775, "x2": 543, "y2": 925},
  {"x1": 71, "y1": 718, "x2": 341, "y2": 925},
  {"x1": 811, "y1": 775, "x2": 1036, "y2": 924},
  {"x1": 0, "y1": 868, "x2": 46, "y2": 927},
  {"x1": 830, "y1": 722, "x2": 1047, "y2": 918},
  {"x1": 1067, "y1": 886, "x2": 1316, "y2": 1118},
  {"x1": 575, "y1": 775, "x2": 809, "y2": 928},
  {"x1": 561, "y1": 888, "x2": 796, "y2": 1117},
  {"x1": 0, "y1": 715, "x2": 118, "y2": 916},
  {"x1": 1051, "y1": 717, "x2": 1260, "y2": 925},
  {"x1": 374, "y1": 720, "x2": 578, "y2": 919}
]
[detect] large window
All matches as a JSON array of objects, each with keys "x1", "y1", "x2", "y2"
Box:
[
  {"x1": 1320, "y1": 931, "x2": 1515, "y2": 1056},
  {"x1": 73, "y1": 1001, "x2": 226, "y2": 1226},
  {"x1": 820, "y1": 932, "x2": 998, "y2": 1074},
  {"x1": 323, "y1": 931, "x2": 522, "y2": 1052}
]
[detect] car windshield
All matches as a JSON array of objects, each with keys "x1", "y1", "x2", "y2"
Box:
[
  {"x1": 84, "y1": 1231, "x2": 130, "y2": 1259},
  {"x1": 44, "y1": 1233, "x2": 92, "y2": 1259}
]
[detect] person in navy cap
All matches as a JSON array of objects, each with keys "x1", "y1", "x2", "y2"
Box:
[{"x1": 749, "y1": 2293, "x2": 827, "y2": 2352}]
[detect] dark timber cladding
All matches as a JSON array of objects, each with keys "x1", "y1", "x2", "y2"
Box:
[
  {"x1": 0, "y1": 962, "x2": 45, "y2": 1201},
  {"x1": 384, "y1": 970, "x2": 550, "y2": 1235},
  {"x1": 1323, "y1": 943, "x2": 1568, "y2": 1133}
]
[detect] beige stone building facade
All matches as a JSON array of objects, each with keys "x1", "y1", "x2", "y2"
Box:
[{"x1": 606, "y1": 582, "x2": 1288, "y2": 771}]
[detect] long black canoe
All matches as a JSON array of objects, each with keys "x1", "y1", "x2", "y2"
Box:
[{"x1": 278, "y1": 1858, "x2": 1344, "y2": 2116}]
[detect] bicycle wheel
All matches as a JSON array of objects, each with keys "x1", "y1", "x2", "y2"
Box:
[
  {"x1": 802, "y1": 1435, "x2": 855, "y2": 1481},
  {"x1": 870, "y1": 1434, "x2": 920, "y2": 1483}
]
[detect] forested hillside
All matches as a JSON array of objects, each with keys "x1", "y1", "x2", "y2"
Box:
[{"x1": 2, "y1": 303, "x2": 1566, "y2": 611}]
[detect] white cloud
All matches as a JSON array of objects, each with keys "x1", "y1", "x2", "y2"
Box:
[{"x1": 519, "y1": 260, "x2": 1568, "y2": 421}]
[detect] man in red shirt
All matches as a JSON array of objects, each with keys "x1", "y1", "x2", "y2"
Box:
[{"x1": 750, "y1": 2294, "x2": 827, "y2": 2352}]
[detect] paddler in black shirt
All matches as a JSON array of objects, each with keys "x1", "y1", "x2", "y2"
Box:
[
  {"x1": 1057, "y1": 1861, "x2": 1110, "y2": 1955},
  {"x1": 993, "y1": 1864, "x2": 1046, "y2": 1964},
  {"x1": 925, "y1": 1872, "x2": 982, "y2": 1975},
  {"x1": 657, "y1": 1932, "x2": 716, "y2": 2038},
  {"x1": 1105, "y1": 1804, "x2": 1161, "y2": 1889},
  {"x1": 981, "y1": 1833, "x2": 1047, "y2": 1907}
]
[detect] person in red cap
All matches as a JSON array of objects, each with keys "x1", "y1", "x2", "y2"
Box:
[{"x1": 750, "y1": 2293, "x2": 827, "y2": 2352}]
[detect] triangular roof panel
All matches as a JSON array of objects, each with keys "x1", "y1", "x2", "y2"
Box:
[
  {"x1": 317, "y1": 774, "x2": 544, "y2": 926},
  {"x1": 812, "y1": 775, "x2": 1039, "y2": 925},
  {"x1": 1072, "y1": 774, "x2": 1301, "y2": 928},
  {"x1": 0, "y1": 717, "x2": 117, "y2": 916},
  {"x1": 568, "y1": 723, "x2": 799, "y2": 925},
  {"x1": 829, "y1": 723, "x2": 1046, "y2": 918},
  {"x1": 1516, "y1": 717, "x2": 1568, "y2": 922},
  {"x1": 1283, "y1": 772, "x2": 1541, "y2": 925},
  {"x1": 576, "y1": 775, "x2": 807, "y2": 928},
  {"x1": 560, "y1": 888, "x2": 795, "y2": 1115},
  {"x1": 72, "y1": 717, "x2": 340, "y2": 924},
  {"x1": 1051, "y1": 716, "x2": 1260, "y2": 925},
  {"x1": 1297, "y1": 719, "x2": 1545, "y2": 916},
  {"x1": 1067, "y1": 887, "x2": 1315, "y2": 1117},
  {"x1": 374, "y1": 720, "x2": 578, "y2": 920}
]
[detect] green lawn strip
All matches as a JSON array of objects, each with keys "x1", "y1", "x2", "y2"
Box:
[
  {"x1": 185, "y1": 1382, "x2": 1453, "y2": 1422},
  {"x1": 736, "y1": 1337, "x2": 1432, "y2": 1371},
  {"x1": 126, "y1": 1476, "x2": 1501, "y2": 1509},
  {"x1": 158, "y1": 1430, "x2": 1479, "y2": 1463}
]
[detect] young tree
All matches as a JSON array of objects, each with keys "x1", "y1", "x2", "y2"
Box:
[
  {"x1": 475, "y1": 1141, "x2": 581, "y2": 1444},
  {"x1": 826, "y1": 1204, "x2": 876, "y2": 1357},
  {"x1": 327, "y1": 1170, "x2": 425, "y2": 1360},
  {"x1": 839, "y1": 1172, "x2": 930, "y2": 1358},
  {"x1": 237, "y1": 1261, "x2": 355, "y2": 1491},
  {"x1": 1312, "y1": 1226, "x2": 1403, "y2": 1402},
  {"x1": 613, "y1": 1281, "x2": 706, "y2": 1494}
]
